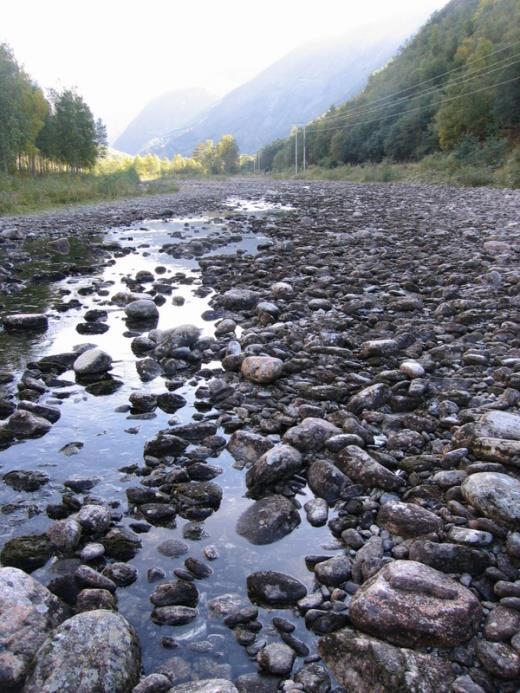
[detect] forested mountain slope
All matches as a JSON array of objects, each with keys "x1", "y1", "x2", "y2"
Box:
[{"x1": 259, "y1": 0, "x2": 520, "y2": 170}]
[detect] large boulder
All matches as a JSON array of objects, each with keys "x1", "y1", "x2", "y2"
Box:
[
  {"x1": 377, "y1": 501, "x2": 442, "y2": 538},
  {"x1": 347, "y1": 384, "x2": 388, "y2": 415},
  {"x1": 124, "y1": 299, "x2": 159, "y2": 322},
  {"x1": 236, "y1": 495, "x2": 301, "y2": 544},
  {"x1": 307, "y1": 460, "x2": 350, "y2": 503},
  {"x1": 283, "y1": 418, "x2": 341, "y2": 452},
  {"x1": 226, "y1": 431, "x2": 273, "y2": 468},
  {"x1": 336, "y1": 446, "x2": 404, "y2": 491},
  {"x1": 221, "y1": 289, "x2": 259, "y2": 310},
  {"x1": 6, "y1": 410, "x2": 52, "y2": 439},
  {"x1": 474, "y1": 410, "x2": 520, "y2": 441},
  {"x1": 2, "y1": 314, "x2": 48, "y2": 332},
  {"x1": 247, "y1": 571, "x2": 307, "y2": 608},
  {"x1": 241, "y1": 356, "x2": 283, "y2": 384},
  {"x1": 0, "y1": 567, "x2": 69, "y2": 691},
  {"x1": 349, "y1": 560, "x2": 482, "y2": 647},
  {"x1": 408, "y1": 539, "x2": 490, "y2": 576},
  {"x1": 461, "y1": 472, "x2": 520, "y2": 528},
  {"x1": 319, "y1": 628, "x2": 455, "y2": 693},
  {"x1": 1, "y1": 534, "x2": 53, "y2": 572},
  {"x1": 245, "y1": 445, "x2": 302, "y2": 496},
  {"x1": 152, "y1": 324, "x2": 201, "y2": 358},
  {"x1": 73, "y1": 348, "x2": 112, "y2": 377},
  {"x1": 24, "y1": 609, "x2": 140, "y2": 692}
]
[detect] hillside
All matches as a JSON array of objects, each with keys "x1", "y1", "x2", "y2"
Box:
[
  {"x1": 113, "y1": 88, "x2": 215, "y2": 155},
  {"x1": 260, "y1": 0, "x2": 520, "y2": 170},
  {"x1": 150, "y1": 16, "x2": 434, "y2": 157}
]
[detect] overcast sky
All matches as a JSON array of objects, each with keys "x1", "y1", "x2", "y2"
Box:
[{"x1": 2, "y1": 0, "x2": 448, "y2": 142}]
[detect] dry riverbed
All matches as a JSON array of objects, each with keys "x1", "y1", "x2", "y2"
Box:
[{"x1": 0, "y1": 178, "x2": 519, "y2": 692}]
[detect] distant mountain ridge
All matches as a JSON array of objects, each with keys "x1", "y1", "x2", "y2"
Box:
[
  {"x1": 146, "y1": 30, "x2": 403, "y2": 156},
  {"x1": 113, "y1": 88, "x2": 215, "y2": 155}
]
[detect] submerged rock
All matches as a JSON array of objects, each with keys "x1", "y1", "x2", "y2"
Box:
[
  {"x1": 247, "y1": 571, "x2": 307, "y2": 607},
  {"x1": 0, "y1": 533, "x2": 53, "y2": 572}
]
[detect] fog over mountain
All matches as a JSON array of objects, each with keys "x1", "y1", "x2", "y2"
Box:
[
  {"x1": 138, "y1": 17, "x2": 429, "y2": 156},
  {"x1": 114, "y1": 88, "x2": 215, "y2": 155}
]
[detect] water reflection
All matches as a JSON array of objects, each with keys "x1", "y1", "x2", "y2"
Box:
[{"x1": 0, "y1": 199, "x2": 334, "y2": 678}]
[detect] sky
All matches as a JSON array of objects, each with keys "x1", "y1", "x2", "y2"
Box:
[{"x1": 1, "y1": 0, "x2": 449, "y2": 143}]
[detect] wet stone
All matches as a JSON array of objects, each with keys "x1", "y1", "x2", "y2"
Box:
[
  {"x1": 23, "y1": 609, "x2": 140, "y2": 692},
  {"x1": 247, "y1": 571, "x2": 307, "y2": 608},
  {"x1": 236, "y1": 495, "x2": 301, "y2": 544},
  {"x1": 3, "y1": 469, "x2": 49, "y2": 491},
  {"x1": 349, "y1": 560, "x2": 482, "y2": 647}
]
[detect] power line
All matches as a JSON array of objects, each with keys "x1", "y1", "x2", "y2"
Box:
[
  {"x1": 303, "y1": 74, "x2": 520, "y2": 137},
  {"x1": 305, "y1": 36, "x2": 520, "y2": 129},
  {"x1": 305, "y1": 51, "x2": 520, "y2": 130}
]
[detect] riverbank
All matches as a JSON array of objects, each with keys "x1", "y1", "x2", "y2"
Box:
[
  {"x1": 0, "y1": 171, "x2": 180, "y2": 216},
  {"x1": 0, "y1": 179, "x2": 519, "y2": 691}
]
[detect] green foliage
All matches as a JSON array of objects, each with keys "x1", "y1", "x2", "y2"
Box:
[
  {"x1": 0, "y1": 170, "x2": 177, "y2": 216},
  {"x1": 259, "y1": 0, "x2": 520, "y2": 173},
  {"x1": 192, "y1": 135, "x2": 240, "y2": 174},
  {"x1": 38, "y1": 89, "x2": 102, "y2": 170},
  {"x1": 0, "y1": 43, "x2": 107, "y2": 174},
  {"x1": 0, "y1": 44, "x2": 48, "y2": 172}
]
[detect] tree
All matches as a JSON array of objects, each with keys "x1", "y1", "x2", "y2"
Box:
[
  {"x1": 193, "y1": 139, "x2": 218, "y2": 174},
  {"x1": 0, "y1": 44, "x2": 48, "y2": 172},
  {"x1": 216, "y1": 135, "x2": 239, "y2": 174},
  {"x1": 49, "y1": 89, "x2": 99, "y2": 171}
]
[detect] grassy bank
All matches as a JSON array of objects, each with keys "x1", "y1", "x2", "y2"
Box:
[
  {"x1": 0, "y1": 170, "x2": 179, "y2": 216},
  {"x1": 274, "y1": 146, "x2": 520, "y2": 189}
]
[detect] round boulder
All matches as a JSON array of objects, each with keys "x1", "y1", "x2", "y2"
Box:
[
  {"x1": 23, "y1": 609, "x2": 140, "y2": 692},
  {"x1": 124, "y1": 299, "x2": 159, "y2": 322},
  {"x1": 349, "y1": 560, "x2": 482, "y2": 647},
  {"x1": 236, "y1": 495, "x2": 301, "y2": 544},
  {"x1": 73, "y1": 348, "x2": 112, "y2": 377},
  {"x1": 461, "y1": 472, "x2": 520, "y2": 528},
  {"x1": 241, "y1": 356, "x2": 283, "y2": 384}
]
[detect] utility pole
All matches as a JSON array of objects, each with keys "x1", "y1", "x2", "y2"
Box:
[
  {"x1": 294, "y1": 126, "x2": 298, "y2": 176},
  {"x1": 303, "y1": 125, "x2": 306, "y2": 172}
]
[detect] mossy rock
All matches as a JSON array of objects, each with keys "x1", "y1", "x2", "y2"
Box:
[{"x1": 1, "y1": 533, "x2": 54, "y2": 572}]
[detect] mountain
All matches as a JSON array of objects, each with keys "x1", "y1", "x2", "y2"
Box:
[
  {"x1": 113, "y1": 88, "x2": 215, "y2": 155},
  {"x1": 260, "y1": 0, "x2": 520, "y2": 168},
  {"x1": 150, "y1": 11, "x2": 441, "y2": 157}
]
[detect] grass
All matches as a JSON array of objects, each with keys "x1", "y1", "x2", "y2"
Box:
[
  {"x1": 272, "y1": 147, "x2": 520, "y2": 189},
  {"x1": 0, "y1": 170, "x2": 179, "y2": 216}
]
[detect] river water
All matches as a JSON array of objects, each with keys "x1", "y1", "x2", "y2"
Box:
[{"x1": 0, "y1": 197, "x2": 337, "y2": 680}]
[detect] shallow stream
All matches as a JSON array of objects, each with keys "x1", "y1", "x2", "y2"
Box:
[{"x1": 0, "y1": 197, "x2": 336, "y2": 678}]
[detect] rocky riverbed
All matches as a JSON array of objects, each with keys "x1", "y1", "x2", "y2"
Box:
[{"x1": 0, "y1": 177, "x2": 519, "y2": 692}]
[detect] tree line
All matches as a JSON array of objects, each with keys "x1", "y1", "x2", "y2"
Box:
[
  {"x1": 97, "y1": 134, "x2": 244, "y2": 180},
  {"x1": 258, "y1": 0, "x2": 520, "y2": 171},
  {"x1": 0, "y1": 43, "x2": 106, "y2": 174}
]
